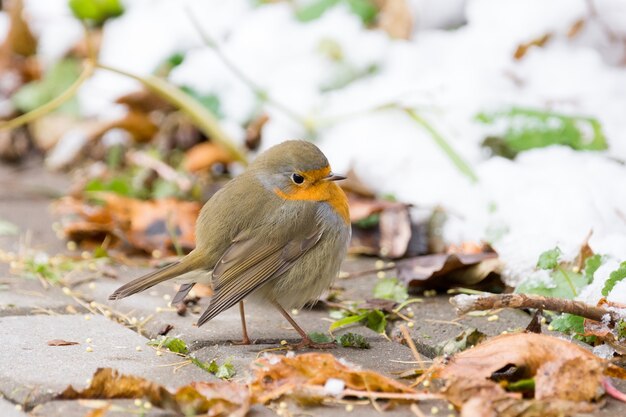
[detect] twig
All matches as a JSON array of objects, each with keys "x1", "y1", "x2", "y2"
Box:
[
  {"x1": 410, "y1": 403, "x2": 428, "y2": 417},
  {"x1": 341, "y1": 263, "x2": 396, "y2": 279},
  {"x1": 97, "y1": 64, "x2": 247, "y2": 164},
  {"x1": 127, "y1": 151, "x2": 192, "y2": 191},
  {"x1": 450, "y1": 293, "x2": 621, "y2": 324},
  {"x1": 405, "y1": 108, "x2": 479, "y2": 183},
  {"x1": 400, "y1": 324, "x2": 425, "y2": 371},
  {"x1": 0, "y1": 60, "x2": 95, "y2": 131}
]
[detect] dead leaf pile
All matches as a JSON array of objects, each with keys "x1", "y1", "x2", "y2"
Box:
[
  {"x1": 427, "y1": 332, "x2": 626, "y2": 416},
  {"x1": 59, "y1": 368, "x2": 250, "y2": 417},
  {"x1": 250, "y1": 353, "x2": 422, "y2": 405},
  {"x1": 55, "y1": 193, "x2": 199, "y2": 254}
]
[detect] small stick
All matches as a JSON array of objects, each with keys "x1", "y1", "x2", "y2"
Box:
[
  {"x1": 451, "y1": 293, "x2": 621, "y2": 324},
  {"x1": 399, "y1": 324, "x2": 425, "y2": 371}
]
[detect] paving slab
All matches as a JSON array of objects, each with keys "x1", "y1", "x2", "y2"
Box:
[
  {"x1": 0, "y1": 314, "x2": 210, "y2": 409},
  {"x1": 0, "y1": 276, "x2": 84, "y2": 317},
  {"x1": 192, "y1": 339, "x2": 416, "y2": 379},
  {"x1": 31, "y1": 400, "x2": 177, "y2": 417},
  {"x1": 74, "y1": 267, "x2": 381, "y2": 349}
]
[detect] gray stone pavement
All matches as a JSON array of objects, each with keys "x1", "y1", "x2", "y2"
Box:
[{"x1": 1, "y1": 163, "x2": 625, "y2": 416}]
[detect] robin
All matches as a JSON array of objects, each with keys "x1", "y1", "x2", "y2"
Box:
[{"x1": 109, "y1": 140, "x2": 350, "y2": 348}]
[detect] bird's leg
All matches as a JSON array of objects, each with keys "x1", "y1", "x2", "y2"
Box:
[
  {"x1": 232, "y1": 301, "x2": 252, "y2": 345},
  {"x1": 272, "y1": 300, "x2": 336, "y2": 349}
]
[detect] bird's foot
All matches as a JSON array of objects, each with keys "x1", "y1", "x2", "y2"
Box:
[
  {"x1": 231, "y1": 336, "x2": 253, "y2": 346},
  {"x1": 291, "y1": 337, "x2": 337, "y2": 350}
]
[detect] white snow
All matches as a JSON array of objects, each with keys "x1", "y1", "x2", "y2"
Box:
[
  {"x1": 323, "y1": 377, "x2": 346, "y2": 395},
  {"x1": 5, "y1": 0, "x2": 626, "y2": 297}
]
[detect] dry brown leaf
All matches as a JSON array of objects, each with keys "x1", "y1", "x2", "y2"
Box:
[
  {"x1": 60, "y1": 368, "x2": 175, "y2": 407},
  {"x1": 175, "y1": 381, "x2": 250, "y2": 417},
  {"x1": 184, "y1": 142, "x2": 233, "y2": 172},
  {"x1": 428, "y1": 332, "x2": 618, "y2": 415},
  {"x1": 55, "y1": 193, "x2": 200, "y2": 254},
  {"x1": 47, "y1": 339, "x2": 79, "y2": 346},
  {"x1": 245, "y1": 113, "x2": 269, "y2": 150},
  {"x1": 375, "y1": 0, "x2": 413, "y2": 39},
  {"x1": 348, "y1": 194, "x2": 421, "y2": 258},
  {"x1": 397, "y1": 252, "x2": 501, "y2": 290},
  {"x1": 250, "y1": 353, "x2": 415, "y2": 405},
  {"x1": 514, "y1": 33, "x2": 552, "y2": 60},
  {"x1": 60, "y1": 368, "x2": 250, "y2": 417}
]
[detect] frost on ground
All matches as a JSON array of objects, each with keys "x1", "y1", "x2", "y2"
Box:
[{"x1": 11, "y1": 0, "x2": 626, "y2": 296}]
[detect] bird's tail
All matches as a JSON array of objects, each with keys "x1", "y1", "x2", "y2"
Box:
[{"x1": 109, "y1": 250, "x2": 205, "y2": 300}]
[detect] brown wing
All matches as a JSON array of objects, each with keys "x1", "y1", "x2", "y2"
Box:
[{"x1": 196, "y1": 227, "x2": 322, "y2": 327}]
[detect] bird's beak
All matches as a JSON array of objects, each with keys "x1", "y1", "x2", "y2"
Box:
[{"x1": 325, "y1": 173, "x2": 346, "y2": 181}]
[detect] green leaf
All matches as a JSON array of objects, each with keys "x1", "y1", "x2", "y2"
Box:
[
  {"x1": 346, "y1": 0, "x2": 378, "y2": 24},
  {"x1": 12, "y1": 59, "x2": 81, "y2": 115},
  {"x1": 516, "y1": 269, "x2": 586, "y2": 300},
  {"x1": 309, "y1": 332, "x2": 334, "y2": 344},
  {"x1": 477, "y1": 107, "x2": 608, "y2": 158},
  {"x1": 373, "y1": 277, "x2": 408, "y2": 303},
  {"x1": 69, "y1": 0, "x2": 124, "y2": 23},
  {"x1": 179, "y1": 86, "x2": 222, "y2": 118},
  {"x1": 584, "y1": 254, "x2": 604, "y2": 283},
  {"x1": 616, "y1": 320, "x2": 626, "y2": 339},
  {"x1": 84, "y1": 177, "x2": 133, "y2": 197},
  {"x1": 214, "y1": 360, "x2": 236, "y2": 379},
  {"x1": 335, "y1": 332, "x2": 370, "y2": 348},
  {"x1": 365, "y1": 309, "x2": 387, "y2": 333},
  {"x1": 296, "y1": 0, "x2": 340, "y2": 22},
  {"x1": 295, "y1": 0, "x2": 377, "y2": 24},
  {"x1": 329, "y1": 313, "x2": 367, "y2": 332},
  {"x1": 507, "y1": 378, "x2": 535, "y2": 392},
  {"x1": 148, "y1": 336, "x2": 189, "y2": 354},
  {"x1": 602, "y1": 261, "x2": 626, "y2": 297},
  {"x1": 537, "y1": 247, "x2": 561, "y2": 270},
  {"x1": 435, "y1": 328, "x2": 486, "y2": 356},
  {"x1": 353, "y1": 213, "x2": 379, "y2": 229},
  {"x1": 549, "y1": 313, "x2": 595, "y2": 343}
]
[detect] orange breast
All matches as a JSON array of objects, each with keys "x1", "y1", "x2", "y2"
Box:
[{"x1": 274, "y1": 182, "x2": 350, "y2": 225}]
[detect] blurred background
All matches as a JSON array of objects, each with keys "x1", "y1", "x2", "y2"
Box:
[{"x1": 1, "y1": 0, "x2": 626, "y2": 303}]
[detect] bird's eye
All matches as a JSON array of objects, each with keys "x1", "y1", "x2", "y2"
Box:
[{"x1": 291, "y1": 173, "x2": 305, "y2": 184}]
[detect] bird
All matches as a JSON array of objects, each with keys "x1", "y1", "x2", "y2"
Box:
[{"x1": 109, "y1": 140, "x2": 351, "y2": 348}]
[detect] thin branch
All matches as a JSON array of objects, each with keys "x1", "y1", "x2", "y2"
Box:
[
  {"x1": 405, "y1": 108, "x2": 479, "y2": 183},
  {"x1": 450, "y1": 293, "x2": 620, "y2": 324},
  {"x1": 98, "y1": 64, "x2": 247, "y2": 164},
  {"x1": 0, "y1": 60, "x2": 95, "y2": 131},
  {"x1": 399, "y1": 324, "x2": 425, "y2": 371}
]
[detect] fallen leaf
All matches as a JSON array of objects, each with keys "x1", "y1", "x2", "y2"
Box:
[
  {"x1": 59, "y1": 368, "x2": 250, "y2": 417},
  {"x1": 244, "y1": 113, "x2": 269, "y2": 150},
  {"x1": 184, "y1": 142, "x2": 233, "y2": 172},
  {"x1": 375, "y1": 0, "x2": 413, "y2": 40},
  {"x1": 397, "y1": 252, "x2": 502, "y2": 290},
  {"x1": 428, "y1": 333, "x2": 624, "y2": 415},
  {"x1": 47, "y1": 339, "x2": 79, "y2": 346},
  {"x1": 514, "y1": 33, "x2": 552, "y2": 60},
  {"x1": 175, "y1": 381, "x2": 250, "y2": 417},
  {"x1": 55, "y1": 193, "x2": 200, "y2": 254},
  {"x1": 250, "y1": 353, "x2": 415, "y2": 405}
]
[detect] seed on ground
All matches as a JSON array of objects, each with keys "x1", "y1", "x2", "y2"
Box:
[
  {"x1": 86, "y1": 346, "x2": 93, "y2": 352},
  {"x1": 487, "y1": 315, "x2": 499, "y2": 322},
  {"x1": 345, "y1": 403, "x2": 354, "y2": 412},
  {"x1": 431, "y1": 406, "x2": 439, "y2": 414}
]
